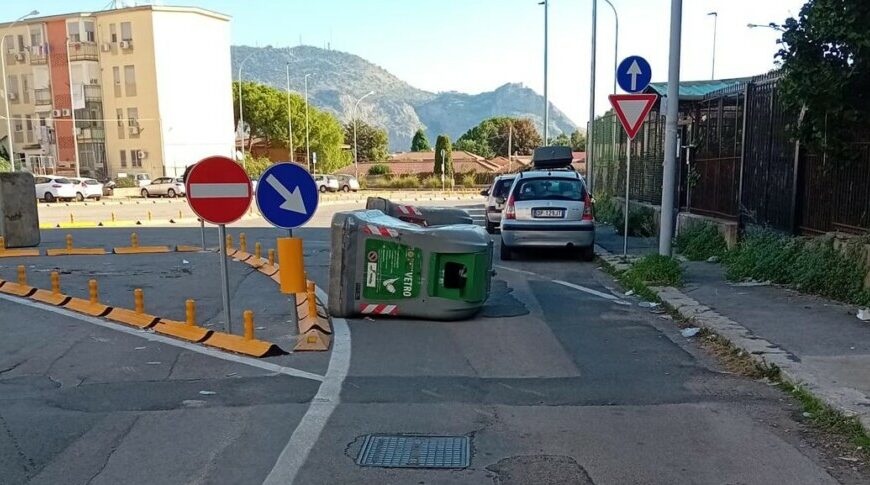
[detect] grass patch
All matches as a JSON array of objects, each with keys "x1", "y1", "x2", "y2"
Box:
[
  {"x1": 593, "y1": 195, "x2": 657, "y2": 237},
  {"x1": 724, "y1": 229, "x2": 870, "y2": 306},
  {"x1": 780, "y1": 381, "x2": 870, "y2": 453},
  {"x1": 675, "y1": 223, "x2": 728, "y2": 261},
  {"x1": 625, "y1": 254, "x2": 683, "y2": 287}
]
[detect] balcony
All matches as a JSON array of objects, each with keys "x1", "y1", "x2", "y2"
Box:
[
  {"x1": 77, "y1": 127, "x2": 106, "y2": 141},
  {"x1": 68, "y1": 41, "x2": 99, "y2": 62},
  {"x1": 30, "y1": 45, "x2": 48, "y2": 65},
  {"x1": 34, "y1": 88, "x2": 52, "y2": 106},
  {"x1": 83, "y1": 84, "x2": 102, "y2": 101}
]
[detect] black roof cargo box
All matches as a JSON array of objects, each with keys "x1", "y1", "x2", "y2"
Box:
[{"x1": 531, "y1": 146, "x2": 574, "y2": 169}]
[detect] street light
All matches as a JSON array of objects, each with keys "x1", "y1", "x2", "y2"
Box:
[
  {"x1": 708, "y1": 11, "x2": 718, "y2": 80},
  {"x1": 237, "y1": 51, "x2": 255, "y2": 161},
  {"x1": 1, "y1": 10, "x2": 39, "y2": 171},
  {"x1": 602, "y1": 0, "x2": 618, "y2": 95},
  {"x1": 538, "y1": 0, "x2": 549, "y2": 143},
  {"x1": 352, "y1": 90, "x2": 375, "y2": 180},
  {"x1": 588, "y1": 0, "x2": 598, "y2": 192},
  {"x1": 285, "y1": 63, "x2": 294, "y2": 163},
  {"x1": 304, "y1": 73, "x2": 313, "y2": 172},
  {"x1": 747, "y1": 23, "x2": 785, "y2": 32}
]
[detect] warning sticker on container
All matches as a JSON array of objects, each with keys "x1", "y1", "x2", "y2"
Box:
[{"x1": 363, "y1": 239, "x2": 421, "y2": 300}]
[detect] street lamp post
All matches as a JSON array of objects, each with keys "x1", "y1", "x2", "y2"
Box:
[
  {"x1": 236, "y1": 51, "x2": 255, "y2": 159},
  {"x1": 285, "y1": 63, "x2": 293, "y2": 162},
  {"x1": 660, "y1": 0, "x2": 683, "y2": 256},
  {"x1": 1, "y1": 10, "x2": 39, "y2": 171},
  {"x1": 352, "y1": 91, "x2": 375, "y2": 180},
  {"x1": 588, "y1": 0, "x2": 598, "y2": 192},
  {"x1": 747, "y1": 23, "x2": 785, "y2": 32},
  {"x1": 66, "y1": 38, "x2": 81, "y2": 178},
  {"x1": 708, "y1": 11, "x2": 718, "y2": 80},
  {"x1": 602, "y1": 0, "x2": 619, "y2": 183},
  {"x1": 304, "y1": 73, "x2": 312, "y2": 172},
  {"x1": 539, "y1": 0, "x2": 549, "y2": 143}
]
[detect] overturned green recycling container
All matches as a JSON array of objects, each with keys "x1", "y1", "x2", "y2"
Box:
[
  {"x1": 365, "y1": 197, "x2": 473, "y2": 226},
  {"x1": 328, "y1": 210, "x2": 493, "y2": 320}
]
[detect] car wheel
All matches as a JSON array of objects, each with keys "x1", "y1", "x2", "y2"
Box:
[
  {"x1": 44, "y1": 192, "x2": 55, "y2": 203},
  {"x1": 95, "y1": 197, "x2": 102, "y2": 201},
  {"x1": 319, "y1": 186, "x2": 327, "y2": 193},
  {"x1": 342, "y1": 185, "x2": 350, "y2": 192},
  {"x1": 485, "y1": 221, "x2": 496, "y2": 234},
  {"x1": 579, "y1": 245, "x2": 595, "y2": 262},
  {"x1": 167, "y1": 189, "x2": 176, "y2": 198},
  {"x1": 141, "y1": 189, "x2": 149, "y2": 198},
  {"x1": 75, "y1": 192, "x2": 84, "y2": 202},
  {"x1": 500, "y1": 239, "x2": 514, "y2": 261}
]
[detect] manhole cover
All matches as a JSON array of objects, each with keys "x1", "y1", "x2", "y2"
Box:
[{"x1": 356, "y1": 434, "x2": 470, "y2": 469}]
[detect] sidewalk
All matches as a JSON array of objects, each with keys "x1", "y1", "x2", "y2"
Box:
[{"x1": 595, "y1": 225, "x2": 870, "y2": 429}]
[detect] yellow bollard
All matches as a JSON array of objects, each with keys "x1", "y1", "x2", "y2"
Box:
[
  {"x1": 226, "y1": 234, "x2": 233, "y2": 250},
  {"x1": 88, "y1": 279, "x2": 99, "y2": 304},
  {"x1": 30, "y1": 270, "x2": 66, "y2": 304},
  {"x1": 134, "y1": 288, "x2": 144, "y2": 314},
  {"x1": 0, "y1": 236, "x2": 5, "y2": 250},
  {"x1": 268, "y1": 249, "x2": 275, "y2": 266},
  {"x1": 307, "y1": 281, "x2": 317, "y2": 319},
  {"x1": 239, "y1": 233, "x2": 247, "y2": 253},
  {"x1": 66, "y1": 234, "x2": 73, "y2": 251},
  {"x1": 147, "y1": 210, "x2": 152, "y2": 222},
  {"x1": 186, "y1": 299, "x2": 196, "y2": 326},
  {"x1": 254, "y1": 242, "x2": 262, "y2": 260},
  {"x1": 17, "y1": 265, "x2": 26, "y2": 285},
  {"x1": 178, "y1": 210, "x2": 183, "y2": 220},
  {"x1": 51, "y1": 272, "x2": 61, "y2": 294},
  {"x1": 111, "y1": 212, "x2": 116, "y2": 223},
  {"x1": 243, "y1": 310, "x2": 254, "y2": 341},
  {"x1": 70, "y1": 213, "x2": 74, "y2": 224},
  {"x1": 277, "y1": 238, "x2": 305, "y2": 294},
  {"x1": 131, "y1": 232, "x2": 139, "y2": 248}
]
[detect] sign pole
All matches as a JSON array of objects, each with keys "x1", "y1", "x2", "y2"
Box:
[
  {"x1": 217, "y1": 224, "x2": 232, "y2": 333},
  {"x1": 286, "y1": 227, "x2": 299, "y2": 330},
  {"x1": 623, "y1": 141, "x2": 631, "y2": 257},
  {"x1": 200, "y1": 219, "x2": 206, "y2": 252}
]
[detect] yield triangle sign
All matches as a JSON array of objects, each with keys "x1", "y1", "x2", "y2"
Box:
[{"x1": 609, "y1": 94, "x2": 658, "y2": 140}]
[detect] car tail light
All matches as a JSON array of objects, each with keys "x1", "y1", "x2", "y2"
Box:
[
  {"x1": 504, "y1": 195, "x2": 516, "y2": 220},
  {"x1": 582, "y1": 192, "x2": 594, "y2": 221}
]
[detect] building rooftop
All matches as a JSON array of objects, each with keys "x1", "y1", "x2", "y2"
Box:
[{"x1": 0, "y1": 4, "x2": 230, "y2": 28}]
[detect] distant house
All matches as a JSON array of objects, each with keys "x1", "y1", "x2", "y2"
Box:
[{"x1": 338, "y1": 151, "x2": 501, "y2": 176}]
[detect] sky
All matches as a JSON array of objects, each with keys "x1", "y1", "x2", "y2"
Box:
[{"x1": 11, "y1": 0, "x2": 806, "y2": 127}]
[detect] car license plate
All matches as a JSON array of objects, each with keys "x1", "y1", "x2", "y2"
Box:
[{"x1": 533, "y1": 209, "x2": 564, "y2": 218}]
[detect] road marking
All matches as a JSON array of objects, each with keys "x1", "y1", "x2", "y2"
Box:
[
  {"x1": 188, "y1": 183, "x2": 250, "y2": 198},
  {"x1": 0, "y1": 293, "x2": 324, "y2": 382},
  {"x1": 262, "y1": 286, "x2": 351, "y2": 485},
  {"x1": 495, "y1": 264, "x2": 630, "y2": 305}
]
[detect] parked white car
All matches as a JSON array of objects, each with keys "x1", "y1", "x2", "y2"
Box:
[
  {"x1": 314, "y1": 174, "x2": 339, "y2": 193},
  {"x1": 34, "y1": 176, "x2": 77, "y2": 203},
  {"x1": 334, "y1": 174, "x2": 360, "y2": 192},
  {"x1": 133, "y1": 173, "x2": 151, "y2": 188},
  {"x1": 141, "y1": 177, "x2": 186, "y2": 198},
  {"x1": 68, "y1": 177, "x2": 104, "y2": 201}
]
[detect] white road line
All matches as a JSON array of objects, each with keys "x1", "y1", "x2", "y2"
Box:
[
  {"x1": 262, "y1": 286, "x2": 351, "y2": 485},
  {"x1": 494, "y1": 264, "x2": 630, "y2": 305},
  {"x1": 189, "y1": 183, "x2": 250, "y2": 198},
  {"x1": 0, "y1": 293, "x2": 324, "y2": 382}
]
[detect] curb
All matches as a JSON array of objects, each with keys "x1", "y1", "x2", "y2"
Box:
[{"x1": 594, "y1": 245, "x2": 870, "y2": 432}]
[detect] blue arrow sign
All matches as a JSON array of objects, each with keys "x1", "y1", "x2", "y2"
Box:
[
  {"x1": 616, "y1": 55, "x2": 652, "y2": 94},
  {"x1": 255, "y1": 162, "x2": 319, "y2": 229}
]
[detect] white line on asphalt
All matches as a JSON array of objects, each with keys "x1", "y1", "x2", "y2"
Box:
[
  {"x1": 494, "y1": 264, "x2": 630, "y2": 305},
  {"x1": 0, "y1": 293, "x2": 325, "y2": 382},
  {"x1": 262, "y1": 286, "x2": 351, "y2": 485},
  {"x1": 188, "y1": 183, "x2": 250, "y2": 198}
]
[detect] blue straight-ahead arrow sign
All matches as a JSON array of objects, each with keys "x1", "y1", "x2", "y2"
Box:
[{"x1": 616, "y1": 55, "x2": 652, "y2": 94}]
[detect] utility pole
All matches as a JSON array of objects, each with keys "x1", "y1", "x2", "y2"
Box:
[
  {"x1": 287, "y1": 62, "x2": 296, "y2": 162},
  {"x1": 66, "y1": 38, "x2": 80, "y2": 178},
  {"x1": 352, "y1": 91, "x2": 375, "y2": 180},
  {"x1": 304, "y1": 73, "x2": 312, "y2": 172},
  {"x1": 660, "y1": 0, "x2": 683, "y2": 256},
  {"x1": 708, "y1": 12, "x2": 718, "y2": 80},
  {"x1": 587, "y1": 0, "x2": 598, "y2": 192},
  {"x1": 237, "y1": 51, "x2": 255, "y2": 157},
  {"x1": 539, "y1": 0, "x2": 549, "y2": 143},
  {"x1": 507, "y1": 122, "x2": 513, "y2": 172}
]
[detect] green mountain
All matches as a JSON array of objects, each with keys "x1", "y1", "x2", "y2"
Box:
[{"x1": 232, "y1": 45, "x2": 577, "y2": 151}]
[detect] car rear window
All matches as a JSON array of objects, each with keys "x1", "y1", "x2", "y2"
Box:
[
  {"x1": 493, "y1": 179, "x2": 515, "y2": 198},
  {"x1": 54, "y1": 178, "x2": 72, "y2": 184},
  {"x1": 513, "y1": 177, "x2": 585, "y2": 202},
  {"x1": 84, "y1": 179, "x2": 100, "y2": 185}
]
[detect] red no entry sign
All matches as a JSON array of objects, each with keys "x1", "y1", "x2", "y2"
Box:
[{"x1": 185, "y1": 156, "x2": 252, "y2": 225}]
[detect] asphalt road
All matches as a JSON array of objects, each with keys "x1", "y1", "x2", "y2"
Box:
[{"x1": 0, "y1": 199, "x2": 861, "y2": 484}]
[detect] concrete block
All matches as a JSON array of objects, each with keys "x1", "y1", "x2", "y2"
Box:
[
  {"x1": 676, "y1": 212, "x2": 739, "y2": 249},
  {"x1": 0, "y1": 173, "x2": 40, "y2": 248}
]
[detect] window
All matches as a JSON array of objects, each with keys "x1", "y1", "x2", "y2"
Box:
[
  {"x1": 113, "y1": 67, "x2": 121, "y2": 97},
  {"x1": 22, "y1": 74, "x2": 31, "y2": 104},
  {"x1": 67, "y1": 21, "x2": 81, "y2": 42},
  {"x1": 123, "y1": 65, "x2": 136, "y2": 96},
  {"x1": 513, "y1": 177, "x2": 585, "y2": 202},
  {"x1": 3, "y1": 36, "x2": 12, "y2": 65},
  {"x1": 16, "y1": 35, "x2": 24, "y2": 51},
  {"x1": 127, "y1": 107, "x2": 139, "y2": 127},
  {"x1": 131, "y1": 149, "x2": 142, "y2": 168},
  {"x1": 25, "y1": 115, "x2": 34, "y2": 143},
  {"x1": 493, "y1": 178, "x2": 515, "y2": 199},
  {"x1": 13, "y1": 118, "x2": 23, "y2": 143},
  {"x1": 30, "y1": 28, "x2": 42, "y2": 48},
  {"x1": 84, "y1": 21, "x2": 95, "y2": 42},
  {"x1": 116, "y1": 108, "x2": 123, "y2": 127},
  {"x1": 6, "y1": 75, "x2": 19, "y2": 103},
  {"x1": 109, "y1": 24, "x2": 117, "y2": 43},
  {"x1": 120, "y1": 150, "x2": 127, "y2": 168},
  {"x1": 120, "y1": 22, "x2": 132, "y2": 42}
]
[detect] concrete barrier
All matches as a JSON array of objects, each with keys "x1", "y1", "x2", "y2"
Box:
[{"x1": 0, "y1": 172, "x2": 40, "y2": 248}]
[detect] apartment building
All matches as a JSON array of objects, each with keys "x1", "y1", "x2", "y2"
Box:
[{"x1": 0, "y1": 5, "x2": 233, "y2": 179}]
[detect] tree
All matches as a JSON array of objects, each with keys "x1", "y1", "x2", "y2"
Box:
[
  {"x1": 241, "y1": 154, "x2": 272, "y2": 179},
  {"x1": 777, "y1": 0, "x2": 870, "y2": 154},
  {"x1": 232, "y1": 81, "x2": 351, "y2": 173},
  {"x1": 570, "y1": 130, "x2": 587, "y2": 151},
  {"x1": 455, "y1": 117, "x2": 542, "y2": 158},
  {"x1": 410, "y1": 128, "x2": 431, "y2": 151},
  {"x1": 548, "y1": 133, "x2": 571, "y2": 147},
  {"x1": 434, "y1": 135, "x2": 453, "y2": 178},
  {"x1": 344, "y1": 120, "x2": 389, "y2": 162}
]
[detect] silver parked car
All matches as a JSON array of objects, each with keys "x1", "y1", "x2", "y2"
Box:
[
  {"x1": 314, "y1": 174, "x2": 339, "y2": 193},
  {"x1": 141, "y1": 177, "x2": 186, "y2": 198},
  {"x1": 481, "y1": 174, "x2": 517, "y2": 234},
  {"x1": 500, "y1": 169, "x2": 595, "y2": 261},
  {"x1": 334, "y1": 174, "x2": 360, "y2": 192}
]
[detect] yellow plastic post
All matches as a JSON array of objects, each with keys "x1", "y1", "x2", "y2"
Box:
[
  {"x1": 111, "y1": 212, "x2": 116, "y2": 222},
  {"x1": 178, "y1": 210, "x2": 183, "y2": 220},
  {"x1": 134, "y1": 288, "x2": 144, "y2": 314},
  {"x1": 69, "y1": 213, "x2": 74, "y2": 224},
  {"x1": 0, "y1": 236, "x2": 5, "y2": 250},
  {"x1": 88, "y1": 280, "x2": 99, "y2": 304},
  {"x1": 147, "y1": 210, "x2": 153, "y2": 222},
  {"x1": 17, "y1": 265, "x2": 26, "y2": 285},
  {"x1": 254, "y1": 242, "x2": 262, "y2": 260},
  {"x1": 51, "y1": 272, "x2": 61, "y2": 294},
  {"x1": 185, "y1": 299, "x2": 196, "y2": 326},
  {"x1": 277, "y1": 238, "x2": 305, "y2": 294},
  {"x1": 268, "y1": 249, "x2": 275, "y2": 266},
  {"x1": 131, "y1": 233, "x2": 139, "y2": 248},
  {"x1": 239, "y1": 233, "x2": 247, "y2": 253},
  {"x1": 243, "y1": 310, "x2": 254, "y2": 340},
  {"x1": 65, "y1": 234, "x2": 73, "y2": 250},
  {"x1": 226, "y1": 234, "x2": 234, "y2": 250},
  {"x1": 307, "y1": 281, "x2": 317, "y2": 319}
]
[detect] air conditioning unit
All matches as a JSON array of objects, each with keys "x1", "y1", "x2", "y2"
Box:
[
  {"x1": 15, "y1": 53, "x2": 25, "y2": 62},
  {"x1": 101, "y1": 43, "x2": 111, "y2": 52},
  {"x1": 119, "y1": 40, "x2": 132, "y2": 49},
  {"x1": 89, "y1": 78, "x2": 99, "y2": 85},
  {"x1": 136, "y1": 150, "x2": 147, "y2": 159},
  {"x1": 128, "y1": 126, "x2": 140, "y2": 135},
  {"x1": 62, "y1": 109, "x2": 71, "y2": 117},
  {"x1": 7, "y1": 93, "x2": 16, "y2": 101},
  {"x1": 52, "y1": 109, "x2": 62, "y2": 117}
]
